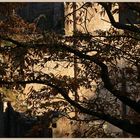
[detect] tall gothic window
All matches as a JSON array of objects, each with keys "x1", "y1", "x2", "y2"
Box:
[
  {"x1": 119, "y1": 3, "x2": 140, "y2": 24},
  {"x1": 17, "y1": 3, "x2": 65, "y2": 34}
]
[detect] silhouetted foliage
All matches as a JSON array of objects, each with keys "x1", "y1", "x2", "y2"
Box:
[{"x1": 0, "y1": 2, "x2": 140, "y2": 137}]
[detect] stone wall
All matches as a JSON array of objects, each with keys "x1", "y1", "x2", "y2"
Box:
[{"x1": 64, "y1": 3, "x2": 118, "y2": 35}]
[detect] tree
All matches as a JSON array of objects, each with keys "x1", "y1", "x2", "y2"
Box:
[{"x1": 0, "y1": 2, "x2": 140, "y2": 137}]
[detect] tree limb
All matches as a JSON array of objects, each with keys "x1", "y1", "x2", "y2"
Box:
[
  {"x1": 0, "y1": 79, "x2": 140, "y2": 136},
  {"x1": 54, "y1": 43, "x2": 140, "y2": 114},
  {"x1": 99, "y1": 3, "x2": 140, "y2": 33},
  {"x1": 0, "y1": 36, "x2": 140, "y2": 114}
]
